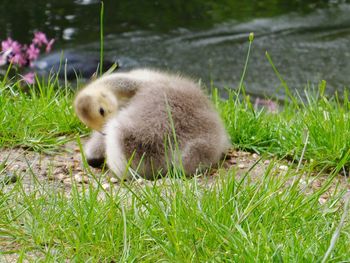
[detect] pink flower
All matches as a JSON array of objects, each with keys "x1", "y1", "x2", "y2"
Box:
[
  {"x1": 21, "y1": 72, "x2": 35, "y2": 84},
  {"x1": 33, "y1": 31, "x2": 48, "y2": 47},
  {"x1": 254, "y1": 98, "x2": 278, "y2": 113},
  {"x1": 0, "y1": 32, "x2": 54, "y2": 70},
  {"x1": 45, "y1": 38, "x2": 55, "y2": 53},
  {"x1": 1, "y1": 37, "x2": 22, "y2": 54},
  {"x1": 26, "y1": 43, "x2": 40, "y2": 61},
  {"x1": 9, "y1": 53, "x2": 27, "y2": 66}
]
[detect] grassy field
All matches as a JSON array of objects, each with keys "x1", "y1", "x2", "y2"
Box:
[
  {"x1": 1, "y1": 40, "x2": 350, "y2": 261},
  {"x1": 0, "y1": 164, "x2": 349, "y2": 262}
]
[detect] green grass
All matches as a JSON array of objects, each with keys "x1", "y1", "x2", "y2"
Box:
[
  {"x1": 0, "y1": 76, "x2": 86, "y2": 152},
  {"x1": 1, "y1": 163, "x2": 349, "y2": 262},
  {"x1": 0, "y1": 74, "x2": 350, "y2": 261},
  {"x1": 1, "y1": 34, "x2": 350, "y2": 261},
  {"x1": 215, "y1": 81, "x2": 350, "y2": 171}
]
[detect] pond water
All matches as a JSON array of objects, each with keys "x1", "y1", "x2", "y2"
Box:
[{"x1": 1, "y1": 0, "x2": 350, "y2": 98}]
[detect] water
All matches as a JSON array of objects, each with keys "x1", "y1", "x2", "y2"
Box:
[{"x1": 1, "y1": 0, "x2": 350, "y2": 97}]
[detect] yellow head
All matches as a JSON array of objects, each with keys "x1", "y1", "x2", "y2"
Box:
[{"x1": 74, "y1": 89, "x2": 118, "y2": 131}]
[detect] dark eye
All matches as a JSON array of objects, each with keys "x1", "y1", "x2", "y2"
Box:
[{"x1": 99, "y1": 107, "x2": 105, "y2": 116}]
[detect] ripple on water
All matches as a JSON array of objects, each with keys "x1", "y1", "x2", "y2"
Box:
[{"x1": 30, "y1": 3, "x2": 350, "y2": 98}]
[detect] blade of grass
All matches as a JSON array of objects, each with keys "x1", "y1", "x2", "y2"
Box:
[{"x1": 99, "y1": 1, "x2": 104, "y2": 76}]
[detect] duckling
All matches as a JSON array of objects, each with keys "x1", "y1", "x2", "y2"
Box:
[
  {"x1": 74, "y1": 69, "x2": 231, "y2": 179},
  {"x1": 74, "y1": 71, "x2": 141, "y2": 131}
]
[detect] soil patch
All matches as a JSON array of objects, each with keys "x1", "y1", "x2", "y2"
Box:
[{"x1": 0, "y1": 140, "x2": 349, "y2": 201}]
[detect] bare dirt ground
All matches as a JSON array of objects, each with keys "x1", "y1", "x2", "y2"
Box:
[{"x1": 1, "y1": 139, "x2": 349, "y2": 201}]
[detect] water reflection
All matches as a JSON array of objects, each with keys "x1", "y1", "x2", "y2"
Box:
[
  {"x1": 0, "y1": 0, "x2": 336, "y2": 44},
  {"x1": 63, "y1": 28, "x2": 76, "y2": 40},
  {"x1": 75, "y1": 0, "x2": 100, "y2": 5}
]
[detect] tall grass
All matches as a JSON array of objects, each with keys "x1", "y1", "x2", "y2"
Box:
[
  {"x1": 0, "y1": 77, "x2": 85, "y2": 152},
  {"x1": 1, "y1": 163, "x2": 349, "y2": 261},
  {"x1": 214, "y1": 44, "x2": 350, "y2": 171},
  {"x1": 218, "y1": 83, "x2": 350, "y2": 171},
  {"x1": 99, "y1": 1, "x2": 104, "y2": 76}
]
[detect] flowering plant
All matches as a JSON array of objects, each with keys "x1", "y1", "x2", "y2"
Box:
[{"x1": 0, "y1": 32, "x2": 55, "y2": 84}]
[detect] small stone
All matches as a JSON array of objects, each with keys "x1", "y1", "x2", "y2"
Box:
[
  {"x1": 73, "y1": 159, "x2": 80, "y2": 168},
  {"x1": 74, "y1": 174, "x2": 82, "y2": 183},
  {"x1": 109, "y1": 177, "x2": 119, "y2": 184},
  {"x1": 238, "y1": 164, "x2": 246, "y2": 169},
  {"x1": 54, "y1": 160, "x2": 66, "y2": 166},
  {"x1": 74, "y1": 173, "x2": 89, "y2": 184},
  {"x1": 231, "y1": 152, "x2": 240, "y2": 157},
  {"x1": 75, "y1": 167, "x2": 83, "y2": 172},
  {"x1": 102, "y1": 183, "x2": 110, "y2": 190},
  {"x1": 12, "y1": 164, "x2": 20, "y2": 170},
  {"x1": 136, "y1": 178, "x2": 145, "y2": 185},
  {"x1": 263, "y1": 160, "x2": 270, "y2": 165},
  {"x1": 53, "y1": 167, "x2": 68, "y2": 175},
  {"x1": 56, "y1": 173, "x2": 66, "y2": 182},
  {"x1": 299, "y1": 179, "x2": 307, "y2": 185},
  {"x1": 312, "y1": 180, "x2": 322, "y2": 189},
  {"x1": 252, "y1": 153, "x2": 259, "y2": 159},
  {"x1": 319, "y1": 197, "x2": 327, "y2": 204},
  {"x1": 279, "y1": 165, "x2": 288, "y2": 171},
  {"x1": 63, "y1": 178, "x2": 72, "y2": 186},
  {"x1": 228, "y1": 158, "x2": 237, "y2": 165}
]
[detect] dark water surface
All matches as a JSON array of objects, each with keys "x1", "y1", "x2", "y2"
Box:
[{"x1": 1, "y1": 0, "x2": 350, "y2": 97}]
